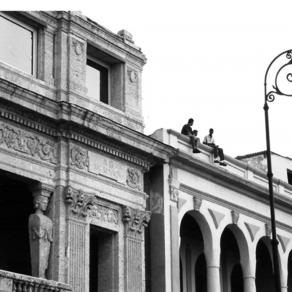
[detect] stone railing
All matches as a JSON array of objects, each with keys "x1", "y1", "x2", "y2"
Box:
[
  {"x1": 150, "y1": 128, "x2": 292, "y2": 200},
  {"x1": 0, "y1": 270, "x2": 72, "y2": 292}
]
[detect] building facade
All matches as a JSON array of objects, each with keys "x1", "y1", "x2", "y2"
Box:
[
  {"x1": 149, "y1": 129, "x2": 292, "y2": 292},
  {"x1": 0, "y1": 11, "x2": 174, "y2": 292},
  {"x1": 1, "y1": 10, "x2": 292, "y2": 292}
]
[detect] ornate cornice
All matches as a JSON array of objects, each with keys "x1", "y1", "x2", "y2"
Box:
[
  {"x1": 0, "y1": 101, "x2": 156, "y2": 170},
  {"x1": 122, "y1": 206, "x2": 151, "y2": 237}
]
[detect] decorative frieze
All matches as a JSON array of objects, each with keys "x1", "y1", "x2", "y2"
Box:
[
  {"x1": 64, "y1": 186, "x2": 120, "y2": 227},
  {"x1": 0, "y1": 122, "x2": 57, "y2": 164},
  {"x1": 88, "y1": 204, "x2": 119, "y2": 225},
  {"x1": 122, "y1": 206, "x2": 151, "y2": 237}
]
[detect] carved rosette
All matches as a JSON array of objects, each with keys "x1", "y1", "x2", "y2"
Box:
[
  {"x1": 122, "y1": 206, "x2": 151, "y2": 238},
  {"x1": 70, "y1": 146, "x2": 89, "y2": 170},
  {"x1": 126, "y1": 168, "x2": 142, "y2": 191},
  {"x1": 72, "y1": 39, "x2": 84, "y2": 56},
  {"x1": 0, "y1": 123, "x2": 57, "y2": 163},
  {"x1": 64, "y1": 186, "x2": 94, "y2": 218}
]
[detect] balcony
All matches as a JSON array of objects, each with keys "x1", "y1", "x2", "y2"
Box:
[{"x1": 0, "y1": 269, "x2": 71, "y2": 292}]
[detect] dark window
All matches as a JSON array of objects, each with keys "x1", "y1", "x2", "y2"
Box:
[
  {"x1": 287, "y1": 169, "x2": 292, "y2": 185},
  {"x1": 86, "y1": 59, "x2": 109, "y2": 104},
  {"x1": 0, "y1": 13, "x2": 37, "y2": 75}
]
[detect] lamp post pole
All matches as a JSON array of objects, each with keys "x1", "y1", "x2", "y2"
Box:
[{"x1": 264, "y1": 50, "x2": 292, "y2": 292}]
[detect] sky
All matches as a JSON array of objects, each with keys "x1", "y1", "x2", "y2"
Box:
[{"x1": 5, "y1": 0, "x2": 292, "y2": 158}]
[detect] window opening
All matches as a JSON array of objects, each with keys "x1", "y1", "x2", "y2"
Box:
[{"x1": 0, "y1": 13, "x2": 37, "y2": 75}]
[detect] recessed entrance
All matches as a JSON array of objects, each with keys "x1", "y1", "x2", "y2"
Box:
[
  {"x1": 0, "y1": 170, "x2": 36, "y2": 275},
  {"x1": 89, "y1": 225, "x2": 117, "y2": 292}
]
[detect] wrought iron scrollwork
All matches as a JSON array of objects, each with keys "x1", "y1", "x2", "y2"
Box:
[{"x1": 265, "y1": 50, "x2": 292, "y2": 102}]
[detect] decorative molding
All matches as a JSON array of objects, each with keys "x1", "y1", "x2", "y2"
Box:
[
  {"x1": 170, "y1": 186, "x2": 179, "y2": 202},
  {"x1": 122, "y1": 206, "x2": 151, "y2": 237},
  {"x1": 88, "y1": 204, "x2": 119, "y2": 225},
  {"x1": 169, "y1": 166, "x2": 179, "y2": 203},
  {"x1": 278, "y1": 235, "x2": 290, "y2": 252},
  {"x1": 0, "y1": 100, "x2": 154, "y2": 170},
  {"x1": 126, "y1": 168, "x2": 142, "y2": 191},
  {"x1": 193, "y1": 196, "x2": 202, "y2": 211},
  {"x1": 231, "y1": 210, "x2": 239, "y2": 225},
  {"x1": 208, "y1": 209, "x2": 225, "y2": 229},
  {"x1": 64, "y1": 186, "x2": 120, "y2": 226},
  {"x1": 70, "y1": 146, "x2": 89, "y2": 170},
  {"x1": 72, "y1": 39, "x2": 84, "y2": 56},
  {"x1": 128, "y1": 70, "x2": 138, "y2": 83},
  {"x1": 0, "y1": 122, "x2": 57, "y2": 164},
  {"x1": 245, "y1": 222, "x2": 260, "y2": 241},
  {"x1": 64, "y1": 186, "x2": 94, "y2": 218}
]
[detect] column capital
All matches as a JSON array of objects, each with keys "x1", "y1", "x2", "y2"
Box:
[{"x1": 122, "y1": 206, "x2": 151, "y2": 237}]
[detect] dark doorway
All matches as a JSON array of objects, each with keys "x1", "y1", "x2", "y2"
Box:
[
  {"x1": 256, "y1": 238, "x2": 275, "y2": 292},
  {"x1": 195, "y1": 253, "x2": 207, "y2": 292},
  {"x1": 89, "y1": 225, "x2": 117, "y2": 292},
  {"x1": 220, "y1": 227, "x2": 243, "y2": 292},
  {"x1": 0, "y1": 170, "x2": 35, "y2": 275}
]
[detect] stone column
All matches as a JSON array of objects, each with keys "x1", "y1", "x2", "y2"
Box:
[
  {"x1": 29, "y1": 185, "x2": 53, "y2": 279},
  {"x1": 170, "y1": 205, "x2": 180, "y2": 292},
  {"x1": 64, "y1": 186, "x2": 94, "y2": 292},
  {"x1": 243, "y1": 275, "x2": 256, "y2": 292},
  {"x1": 122, "y1": 206, "x2": 151, "y2": 292},
  {"x1": 206, "y1": 248, "x2": 221, "y2": 292}
]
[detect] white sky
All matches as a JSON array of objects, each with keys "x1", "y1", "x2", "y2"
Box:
[{"x1": 5, "y1": 0, "x2": 292, "y2": 158}]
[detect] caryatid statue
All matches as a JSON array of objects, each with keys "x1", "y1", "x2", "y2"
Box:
[{"x1": 29, "y1": 188, "x2": 53, "y2": 278}]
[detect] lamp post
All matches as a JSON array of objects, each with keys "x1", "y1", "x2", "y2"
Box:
[{"x1": 264, "y1": 50, "x2": 292, "y2": 292}]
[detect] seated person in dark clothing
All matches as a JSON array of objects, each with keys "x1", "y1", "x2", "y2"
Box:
[
  {"x1": 181, "y1": 118, "x2": 201, "y2": 153},
  {"x1": 203, "y1": 128, "x2": 226, "y2": 166}
]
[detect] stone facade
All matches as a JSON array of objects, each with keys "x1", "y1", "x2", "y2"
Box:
[
  {"x1": 147, "y1": 129, "x2": 292, "y2": 292},
  {"x1": 0, "y1": 11, "x2": 173, "y2": 292}
]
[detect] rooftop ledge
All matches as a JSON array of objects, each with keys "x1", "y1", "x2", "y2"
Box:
[
  {"x1": 150, "y1": 128, "x2": 292, "y2": 201},
  {"x1": 0, "y1": 269, "x2": 72, "y2": 292}
]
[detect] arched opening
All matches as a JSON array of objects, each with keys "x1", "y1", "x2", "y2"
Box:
[
  {"x1": 231, "y1": 264, "x2": 243, "y2": 292},
  {"x1": 288, "y1": 251, "x2": 292, "y2": 292},
  {"x1": 0, "y1": 170, "x2": 35, "y2": 275},
  {"x1": 256, "y1": 237, "x2": 275, "y2": 292},
  {"x1": 180, "y1": 211, "x2": 207, "y2": 292},
  {"x1": 195, "y1": 253, "x2": 207, "y2": 292},
  {"x1": 220, "y1": 227, "x2": 243, "y2": 292}
]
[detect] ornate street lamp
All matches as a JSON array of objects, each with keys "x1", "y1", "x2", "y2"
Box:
[{"x1": 264, "y1": 50, "x2": 292, "y2": 292}]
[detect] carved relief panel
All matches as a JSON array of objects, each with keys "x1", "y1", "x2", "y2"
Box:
[
  {"x1": 70, "y1": 145, "x2": 144, "y2": 191},
  {"x1": 0, "y1": 121, "x2": 57, "y2": 164}
]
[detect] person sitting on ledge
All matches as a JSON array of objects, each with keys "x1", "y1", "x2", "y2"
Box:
[
  {"x1": 181, "y1": 118, "x2": 201, "y2": 153},
  {"x1": 203, "y1": 128, "x2": 227, "y2": 166}
]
